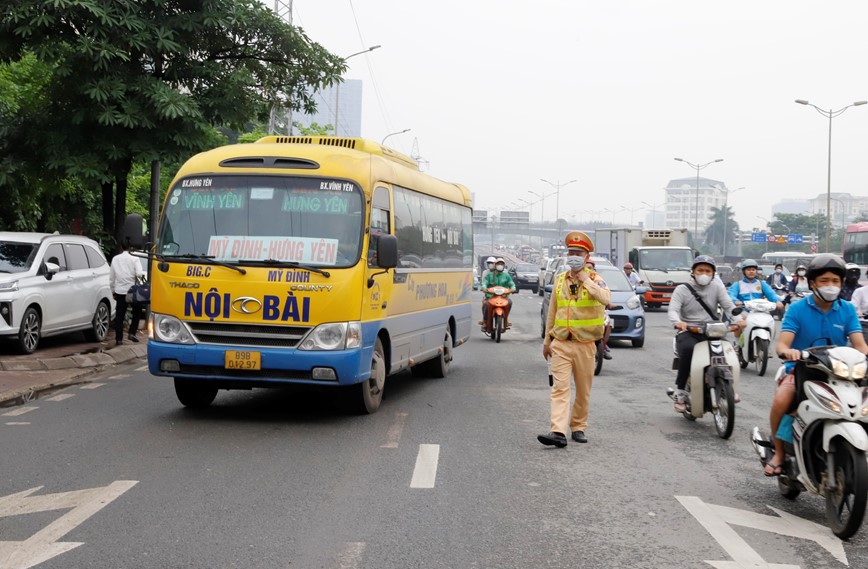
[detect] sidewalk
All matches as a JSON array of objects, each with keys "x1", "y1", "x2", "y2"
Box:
[{"x1": 0, "y1": 331, "x2": 148, "y2": 406}]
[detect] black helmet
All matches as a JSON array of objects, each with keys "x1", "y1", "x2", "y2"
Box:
[
  {"x1": 845, "y1": 262, "x2": 861, "y2": 280},
  {"x1": 741, "y1": 259, "x2": 758, "y2": 271},
  {"x1": 806, "y1": 253, "x2": 846, "y2": 282},
  {"x1": 692, "y1": 255, "x2": 716, "y2": 273}
]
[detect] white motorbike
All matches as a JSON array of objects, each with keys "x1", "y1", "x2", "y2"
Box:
[
  {"x1": 669, "y1": 320, "x2": 742, "y2": 439},
  {"x1": 751, "y1": 346, "x2": 868, "y2": 539},
  {"x1": 737, "y1": 299, "x2": 777, "y2": 376}
]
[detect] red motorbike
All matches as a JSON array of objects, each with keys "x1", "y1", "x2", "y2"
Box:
[{"x1": 483, "y1": 286, "x2": 511, "y2": 343}]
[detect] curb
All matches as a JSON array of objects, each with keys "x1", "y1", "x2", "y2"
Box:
[{"x1": 0, "y1": 344, "x2": 148, "y2": 406}]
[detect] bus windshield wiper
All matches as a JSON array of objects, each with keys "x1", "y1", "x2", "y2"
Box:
[
  {"x1": 163, "y1": 254, "x2": 247, "y2": 274},
  {"x1": 237, "y1": 259, "x2": 331, "y2": 278}
]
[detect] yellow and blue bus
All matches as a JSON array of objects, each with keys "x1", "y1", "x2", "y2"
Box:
[{"x1": 129, "y1": 136, "x2": 473, "y2": 413}]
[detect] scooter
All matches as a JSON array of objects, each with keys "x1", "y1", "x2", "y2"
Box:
[
  {"x1": 668, "y1": 318, "x2": 742, "y2": 439},
  {"x1": 737, "y1": 299, "x2": 777, "y2": 377},
  {"x1": 771, "y1": 283, "x2": 788, "y2": 319},
  {"x1": 751, "y1": 346, "x2": 868, "y2": 539},
  {"x1": 482, "y1": 286, "x2": 511, "y2": 343}
]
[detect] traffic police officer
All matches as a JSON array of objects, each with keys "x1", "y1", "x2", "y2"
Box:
[{"x1": 538, "y1": 231, "x2": 611, "y2": 448}]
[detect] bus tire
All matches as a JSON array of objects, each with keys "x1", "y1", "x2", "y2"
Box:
[
  {"x1": 413, "y1": 327, "x2": 453, "y2": 379},
  {"x1": 353, "y1": 338, "x2": 386, "y2": 414},
  {"x1": 174, "y1": 378, "x2": 217, "y2": 408}
]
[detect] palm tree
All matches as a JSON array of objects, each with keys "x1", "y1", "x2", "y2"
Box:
[{"x1": 704, "y1": 206, "x2": 739, "y2": 254}]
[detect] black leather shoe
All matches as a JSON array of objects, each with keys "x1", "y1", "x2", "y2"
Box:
[
  {"x1": 127, "y1": 335, "x2": 140, "y2": 343},
  {"x1": 115, "y1": 340, "x2": 123, "y2": 346},
  {"x1": 537, "y1": 432, "x2": 568, "y2": 448},
  {"x1": 571, "y1": 431, "x2": 588, "y2": 443}
]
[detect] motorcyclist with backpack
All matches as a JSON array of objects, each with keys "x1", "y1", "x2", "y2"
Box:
[{"x1": 667, "y1": 255, "x2": 743, "y2": 413}]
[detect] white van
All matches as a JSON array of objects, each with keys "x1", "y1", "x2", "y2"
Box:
[{"x1": 0, "y1": 232, "x2": 114, "y2": 353}]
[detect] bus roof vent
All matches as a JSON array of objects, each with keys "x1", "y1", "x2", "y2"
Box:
[
  {"x1": 271, "y1": 137, "x2": 314, "y2": 144},
  {"x1": 219, "y1": 157, "x2": 319, "y2": 169},
  {"x1": 317, "y1": 138, "x2": 357, "y2": 149}
]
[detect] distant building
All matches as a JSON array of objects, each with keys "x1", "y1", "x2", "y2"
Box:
[
  {"x1": 806, "y1": 192, "x2": 868, "y2": 227},
  {"x1": 293, "y1": 80, "x2": 363, "y2": 137},
  {"x1": 772, "y1": 199, "x2": 812, "y2": 216},
  {"x1": 664, "y1": 177, "x2": 727, "y2": 235}
]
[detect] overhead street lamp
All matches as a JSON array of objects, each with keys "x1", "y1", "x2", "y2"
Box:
[
  {"x1": 335, "y1": 45, "x2": 381, "y2": 136},
  {"x1": 713, "y1": 185, "x2": 745, "y2": 259},
  {"x1": 795, "y1": 98, "x2": 867, "y2": 251},
  {"x1": 528, "y1": 189, "x2": 556, "y2": 225},
  {"x1": 381, "y1": 129, "x2": 410, "y2": 145},
  {"x1": 540, "y1": 179, "x2": 577, "y2": 238},
  {"x1": 674, "y1": 157, "x2": 724, "y2": 245},
  {"x1": 620, "y1": 205, "x2": 644, "y2": 226},
  {"x1": 641, "y1": 200, "x2": 665, "y2": 227}
]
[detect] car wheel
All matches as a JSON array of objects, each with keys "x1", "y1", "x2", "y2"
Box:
[
  {"x1": 631, "y1": 336, "x2": 645, "y2": 348},
  {"x1": 83, "y1": 300, "x2": 111, "y2": 342},
  {"x1": 17, "y1": 307, "x2": 41, "y2": 354}
]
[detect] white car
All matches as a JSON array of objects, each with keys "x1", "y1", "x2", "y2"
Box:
[{"x1": 0, "y1": 232, "x2": 115, "y2": 353}]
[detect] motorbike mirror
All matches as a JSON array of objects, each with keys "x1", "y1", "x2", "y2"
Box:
[{"x1": 731, "y1": 307, "x2": 743, "y2": 316}]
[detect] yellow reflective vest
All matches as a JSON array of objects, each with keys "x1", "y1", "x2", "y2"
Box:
[{"x1": 548, "y1": 270, "x2": 609, "y2": 343}]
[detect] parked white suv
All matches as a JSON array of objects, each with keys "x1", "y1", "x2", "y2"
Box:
[{"x1": 0, "y1": 232, "x2": 114, "y2": 353}]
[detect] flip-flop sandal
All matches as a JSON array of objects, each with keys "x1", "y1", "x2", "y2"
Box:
[{"x1": 763, "y1": 462, "x2": 783, "y2": 477}]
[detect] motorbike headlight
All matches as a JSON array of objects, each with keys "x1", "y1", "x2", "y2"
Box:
[
  {"x1": 852, "y1": 360, "x2": 868, "y2": 380},
  {"x1": 705, "y1": 322, "x2": 729, "y2": 339},
  {"x1": 626, "y1": 296, "x2": 641, "y2": 310},
  {"x1": 152, "y1": 313, "x2": 194, "y2": 344},
  {"x1": 299, "y1": 322, "x2": 361, "y2": 351},
  {"x1": 830, "y1": 356, "x2": 851, "y2": 379}
]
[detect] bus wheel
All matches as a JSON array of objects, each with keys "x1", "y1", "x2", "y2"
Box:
[
  {"x1": 413, "y1": 327, "x2": 453, "y2": 379},
  {"x1": 174, "y1": 378, "x2": 217, "y2": 408},
  {"x1": 355, "y1": 338, "x2": 386, "y2": 414}
]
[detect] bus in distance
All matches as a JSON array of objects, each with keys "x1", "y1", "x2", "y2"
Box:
[{"x1": 128, "y1": 136, "x2": 474, "y2": 413}]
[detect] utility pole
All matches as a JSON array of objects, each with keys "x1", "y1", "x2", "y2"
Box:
[{"x1": 268, "y1": 0, "x2": 294, "y2": 134}]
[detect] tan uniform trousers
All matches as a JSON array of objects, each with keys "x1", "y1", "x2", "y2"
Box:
[{"x1": 549, "y1": 338, "x2": 596, "y2": 434}]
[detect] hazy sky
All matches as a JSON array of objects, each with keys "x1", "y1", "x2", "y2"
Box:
[{"x1": 288, "y1": 1, "x2": 868, "y2": 233}]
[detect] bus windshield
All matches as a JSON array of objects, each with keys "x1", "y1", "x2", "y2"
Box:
[
  {"x1": 159, "y1": 175, "x2": 364, "y2": 268},
  {"x1": 637, "y1": 248, "x2": 694, "y2": 271}
]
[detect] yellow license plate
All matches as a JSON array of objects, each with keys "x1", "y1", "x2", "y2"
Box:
[{"x1": 225, "y1": 350, "x2": 261, "y2": 370}]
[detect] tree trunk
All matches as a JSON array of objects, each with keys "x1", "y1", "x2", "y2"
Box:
[
  {"x1": 102, "y1": 181, "x2": 114, "y2": 240},
  {"x1": 114, "y1": 173, "x2": 128, "y2": 253}
]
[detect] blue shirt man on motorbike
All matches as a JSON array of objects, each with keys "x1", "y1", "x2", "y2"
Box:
[
  {"x1": 767, "y1": 254, "x2": 868, "y2": 476},
  {"x1": 728, "y1": 259, "x2": 781, "y2": 306}
]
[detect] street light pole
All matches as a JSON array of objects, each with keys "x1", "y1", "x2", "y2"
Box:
[
  {"x1": 641, "y1": 200, "x2": 665, "y2": 227},
  {"x1": 540, "y1": 179, "x2": 577, "y2": 239},
  {"x1": 719, "y1": 186, "x2": 745, "y2": 259},
  {"x1": 334, "y1": 45, "x2": 381, "y2": 136},
  {"x1": 674, "y1": 158, "x2": 724, "y2": 247},
  {"x1": 795, "y1": 98, "x2": 867, "y2": 252},
  {"x1": 528, "y1": 190, "x2": 555, "y2": 225}
]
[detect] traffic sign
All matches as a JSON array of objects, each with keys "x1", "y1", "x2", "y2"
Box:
[{"x1": 810, "y1": 242, "x2": 818, "y2": 253}]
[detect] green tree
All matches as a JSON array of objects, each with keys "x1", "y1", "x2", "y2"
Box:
[
  {"x1": 0, "y1": 0, "x2": 344, "y2": 249},
  {"x1": 703, "y1": 205, "x2": 739, "y2": 254},
  {"x1": 293, "y1": 122, "x2": 335, "y2": 136}
]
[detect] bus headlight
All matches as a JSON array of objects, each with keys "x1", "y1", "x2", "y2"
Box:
[
  {"x1": 152, "y1": 313, "x2": 194, "y2": 344},
  {"x1": 299, "y1": 321, "x2": 362, "y2": 351}
]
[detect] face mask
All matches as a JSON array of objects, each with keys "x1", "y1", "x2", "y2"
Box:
[
  {"x1": 487, "y1": 264, "x2": 494, "y2": 270},
  {"x1": 694, "y1": 274, "x2": 712, "y2": 286},
  {"x1": 797, "y1": 270, "x2": 806, "y2": 277},
  {"x1": 565, "y1": 256, "x2": 585, "y2": 271},
  {"x1": 775, "y1": 269, "x2": 782, "y2": 274},
  {"x1": 495, "y1": 265, "x2": 505, "y2": 272},
  {"x1": 815, "y1": 286, "x2": 841, "y2": 302}
]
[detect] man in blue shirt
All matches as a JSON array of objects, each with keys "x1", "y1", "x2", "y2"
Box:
[
  {"x1": 765, "y1": 254, "x2": 868, "y2": 476},
  {"x1": 729, "y1": 259, "x2": 783, "y2": 353}
]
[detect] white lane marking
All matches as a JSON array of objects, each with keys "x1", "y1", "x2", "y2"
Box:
[
  {"x1": 677, "y1": 495, "x2": 846, "y2": 567},
  {"x1": 108, "y1": 374, "x2": 129, "y2": 380},
  {"x1": 410, "y1": 444, "x2": 440, "y2": 489},
  {"x1": 0, "y1": 480, "x2": 138, "y2": 569},
  {"x1": 2, "y1": 406, "x2": 38, "y2": 417},
  {"x1": 4, "y1": 422, "x2": 31, "y2": 426},
  {"x1": 381, "y1": 412, "x2": 408, "y2": 448},
  {"x1": 135, "y1": 365, "x2": 148, "y2": 372},
  {"x1": 335, "y1": 542, "x2": 366, "y2": 569},
  {"x1": 45, "y1": 393, "x2": 75, "y2": 402},
  {"x1": 79, "y1": 383, "x2": 105, "y2": 390}
]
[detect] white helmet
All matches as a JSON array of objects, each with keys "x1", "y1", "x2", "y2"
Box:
[{"x1": 486, "y1": 256, "x2": 496, "y2": 264}]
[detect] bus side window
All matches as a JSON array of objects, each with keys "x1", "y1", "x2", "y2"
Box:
[{"x1": 369, "y1": 186, "x2": 391, "y2": 267}]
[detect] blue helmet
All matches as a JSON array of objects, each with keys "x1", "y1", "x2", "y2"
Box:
[
  {"x1": 741, "y1": 258, "x2": 758, "y2": 271},
  {"x1": 692, "y1": 255, "x2": 716, "y2": 273}
]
